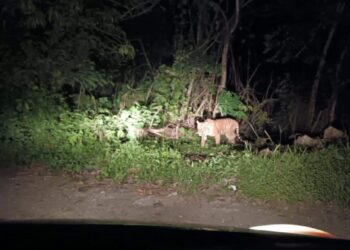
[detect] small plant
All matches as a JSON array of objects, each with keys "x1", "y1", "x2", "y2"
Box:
[
  {"x1": 115, "y1": 104, "x2": 161, "y2": 140},
  {"x1": 218, "y1": 90, "x2": 248, "y2": 119}
]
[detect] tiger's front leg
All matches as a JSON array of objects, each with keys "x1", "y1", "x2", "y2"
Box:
[
  {"x1": 201, "y1": 136, "x2": 207, "y2": 147},
  {"x1": 215, "y1": 134, "x2": 221, "y2": 145}
]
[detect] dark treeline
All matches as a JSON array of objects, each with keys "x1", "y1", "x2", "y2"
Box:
[{"x1": 0, "y1": 0, "x2": 349, "y2": 140}]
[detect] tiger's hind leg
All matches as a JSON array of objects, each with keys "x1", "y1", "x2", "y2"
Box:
[
  {"x1": 226, "y1": 134, "x2": 237, "y2": 144},
  {"x1": 214, "y1": 134, "x2": 221, "y2": 145}
]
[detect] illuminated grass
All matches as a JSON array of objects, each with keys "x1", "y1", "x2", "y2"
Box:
[
  {"x1": 1, "y1": 109, "x2": 349, "y2": 206},
  {"x1": 96, "y1": 140, "x2": 350, "y2": 206}
]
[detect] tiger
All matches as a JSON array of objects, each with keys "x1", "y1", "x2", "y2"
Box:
[{"x1": 196, "y1": 118, "x2": 241, "y2": 147}]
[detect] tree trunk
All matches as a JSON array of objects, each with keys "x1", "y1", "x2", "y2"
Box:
[
  {"x1": 196, "y1": 5, "x2": 203, "y2": 44},
  {"x1": 307, "y1": 2, "x2": 344, "y2": 129},
  {"x1": 180, "y1": 78, "x2": 194, "y2": 120},
  {"x1": 213, "y1": 0, "x2": 240, "y2": 117},
  {"x1": 329, "y1": 90, "x2": 338, "y2": 124},
  {"x1": 218, "y1": 0, "x2": 240, "y2": 93},
  {"x1": 217, "y1": 32, "x2": 231, "y2": 96},
  {"x1": 329, "y1": 45, "x2": 347, "y2": 124}
]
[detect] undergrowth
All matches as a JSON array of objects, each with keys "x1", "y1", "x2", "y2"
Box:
[
  {"x1": 238, "y1": 146, "x2": 350, "y2": 206},
  {"x1": 1, "y1": 93, "x2": 349, "y2": 207}
]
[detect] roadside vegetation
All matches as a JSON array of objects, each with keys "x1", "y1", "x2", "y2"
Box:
[{"x1": 1, "y1": 91, "x2": 349, "y2": 206}]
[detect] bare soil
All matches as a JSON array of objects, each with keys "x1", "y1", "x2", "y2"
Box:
[{"x1": 0, "y1": 164, "x2": 349, "y2": 239}]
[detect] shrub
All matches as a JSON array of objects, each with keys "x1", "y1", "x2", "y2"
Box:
[{"x1": 218, "y1": 90, "x2": 247, "y2": 119}]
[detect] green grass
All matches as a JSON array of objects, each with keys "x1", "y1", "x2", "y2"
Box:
[
  {"x1": 1, "y1": 106, "x2": 350, "y2": 206},
  {"x1": 237, "y1": 146, "x2": 350, "y2": 206}
]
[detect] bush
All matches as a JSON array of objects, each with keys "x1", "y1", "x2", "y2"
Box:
[
  {"x1": 0, "y1": 105, "x2": 107, "y2": 171},
  {"x1": 218, "y1": 90, "x2": 247, "y2": 119}
]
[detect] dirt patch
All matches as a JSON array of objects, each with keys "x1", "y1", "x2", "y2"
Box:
[{"x1": 0, "y1": 165, "x2": 349, "y2": 239}]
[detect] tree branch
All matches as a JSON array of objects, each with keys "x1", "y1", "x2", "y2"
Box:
[{"x1": 113, "y1": 0, "x2": 161, "y2": 21}]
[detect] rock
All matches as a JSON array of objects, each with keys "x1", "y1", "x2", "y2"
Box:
[
  {"x1": 323, "y1": 126, "x2": 345, "y2": 140},
  {"x1": 133, "y1": 196, "x2": 163, "y2": 207},
  {"x1": 293, "y1": 135, "x2": 323, "y2": 148},
  {"x1": 259, "y1": 148, "x2": 273, "y2": 157},
  {"x1": 255, "y1": 137, "x2": 269, "y2": 148},
  {"x1": 228, "y1": 185, "x2": 237, "y2": 192},
  {"x1": 167, "y1": 192, "x2": 178, "y2": 197}
]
